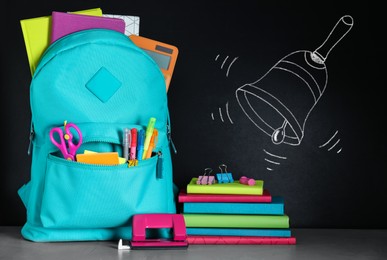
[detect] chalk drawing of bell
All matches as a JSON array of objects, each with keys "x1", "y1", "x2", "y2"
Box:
[{"x1": 236, "y1": 15, "x2": 353, "y2": 146}]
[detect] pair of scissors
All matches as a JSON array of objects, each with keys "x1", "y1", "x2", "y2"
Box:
[{"x1": 49, "y1": 121, "x2": 83, "y2": 161}]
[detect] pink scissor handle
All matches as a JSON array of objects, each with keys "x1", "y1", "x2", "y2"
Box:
[
  {"x1": 64, "y1": 122, "x2": 83, "y2": 157},
  {"x1": 49, "y1": 122, "x2": 82, "y2": 161},
  {"x1": 49, "y1": 127, "x2": 75, "y2": 160}
]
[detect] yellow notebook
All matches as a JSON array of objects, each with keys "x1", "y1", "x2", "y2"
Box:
[
  {"x1": 20, "y1": 7, "x2": 102, "y2": 76},
  {"x1": 187, "y1": 177, "x2": 264, "y2": 195}
]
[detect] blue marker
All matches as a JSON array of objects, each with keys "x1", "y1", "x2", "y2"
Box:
[{"x1": 137, "y1": 129, "x2": 145, "y2": 161}]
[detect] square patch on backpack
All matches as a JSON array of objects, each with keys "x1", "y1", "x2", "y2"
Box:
[{"x1": 86, "y1": 67, "x2": 122, "y2": 103}]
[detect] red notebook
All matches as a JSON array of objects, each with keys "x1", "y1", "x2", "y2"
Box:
[
  {"x1": 51, "y1": 11, "x2": 125, "y2": 43},
  {"x1": 178, "y1": 189, "x2": 272, "y2": 203},
  {"x1": 187, "y1": 235, "x2": 296, "y2": 245}
]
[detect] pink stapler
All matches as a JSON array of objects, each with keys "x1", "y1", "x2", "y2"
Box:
[{"x1": 118, "y1": 213, "x2": 188, "y2": 250}]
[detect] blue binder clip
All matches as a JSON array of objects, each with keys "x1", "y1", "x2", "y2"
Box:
[
  {"x1": 196, "y1": 168, "x2": 215, "y2": 185},
  {"x1": 216, "y1": 164, "x2": 234, "y2": 183}
]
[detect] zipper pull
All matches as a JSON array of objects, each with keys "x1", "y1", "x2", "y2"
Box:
[
  {"x1": 167, "y1": 124, "x2": 177, "y2": 154},
  {"x1": 27, "y1": 124, "x2": 35, "y2": 155},
  {"x1": 156, "y1": 151, "x2": 163, "y2": 179}
]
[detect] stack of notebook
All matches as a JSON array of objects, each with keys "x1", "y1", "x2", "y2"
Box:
[
  {"x1": 179, "y1": 177, "x2": 296, "y2": 245},
  {"x1": 20, "y1": 7, "x2": 140, "y2": 76}
]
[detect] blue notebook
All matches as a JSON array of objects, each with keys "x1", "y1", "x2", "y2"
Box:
[
  {"x1": 182, "y1": 196, "x2": 284, "y2": 215},
  {"x1": 186, "y1": 227, "x2": 292, "y2": 237}
]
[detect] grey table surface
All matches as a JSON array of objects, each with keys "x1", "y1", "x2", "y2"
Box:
[{"x1": 1, "y1": 227, "x2": 386, "y2": 260}]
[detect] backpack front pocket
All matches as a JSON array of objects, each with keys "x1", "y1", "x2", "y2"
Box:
[{"x1": 40, "y1": 153, "x2": 168, "y2": 229}]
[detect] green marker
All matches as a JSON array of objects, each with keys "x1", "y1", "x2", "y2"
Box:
[{"x1": 142, "y1": 117, "x2": 156, "y2": 159}]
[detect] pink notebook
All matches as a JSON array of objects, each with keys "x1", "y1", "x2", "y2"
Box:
[
  {"x1": 51, "y1": 11, "x2": 125, "y2": 43},
  {"x1": 178, "y1": 189, "x2": 272, "y2": 203},
  {"x1": 187, "y1": 235, "x2": 296, "y2": 245}
]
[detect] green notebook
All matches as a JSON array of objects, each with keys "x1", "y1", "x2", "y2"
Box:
[
  {"x1": 20, "y1": 8, "x2": 102, "y2": 76},
  {"x1": 187, "y1": 177, "x2": 264, "y2": 195},
  {"x1": 183, "y1": 213, "x2": 289, "y2": 229}
]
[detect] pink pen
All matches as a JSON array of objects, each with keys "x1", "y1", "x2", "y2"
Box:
[{"x1": 130, "y1": 128, "x2": 138, "y2": 160}]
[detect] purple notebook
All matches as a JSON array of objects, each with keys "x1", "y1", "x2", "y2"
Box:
[{"x1": 51, "y1": 11, "x2": 125, "y2": 43}]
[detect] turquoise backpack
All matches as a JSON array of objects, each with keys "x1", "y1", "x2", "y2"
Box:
[{"x1": 18, "y1": 29, "x2": 177, "y2": 242}]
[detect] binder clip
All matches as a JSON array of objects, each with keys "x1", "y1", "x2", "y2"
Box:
[
  {"x1": 196, "y1": 168, "x2": 215, "y2": 185},
  {"x1": 216, "y1": 164, "x2": 234, "y2": 183},
  {"x1": 239, "y1": 176, "x2": 256, "y2": 186},
  {"x1": 118, "y1": 213, "x2": 188, "y2": 250}
]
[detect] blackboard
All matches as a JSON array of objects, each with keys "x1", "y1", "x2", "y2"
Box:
[{"x1": 2, "y1": 1, "x2": 384, "y2": 228}]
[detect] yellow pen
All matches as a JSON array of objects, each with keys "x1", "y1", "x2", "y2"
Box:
[{"x1": 142, "y1": 117, "x2": 156, "y2": 159}]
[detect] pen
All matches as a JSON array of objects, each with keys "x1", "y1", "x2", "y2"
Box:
[
  {"x1": 123, "y1": 128, "x2": 131, "y2": 161},
  {"x1": 130, "y1": 128, "x2": 137, "y2": 160},
  {"x1": 142, "y1": 117, "x2": 156, "y2": 160},
  {"x1": 137, "y1": 129, "x2": 145, "y2": 161},
  {"x1": 145, "y1": 129, "x2": 158, "y2": 159}
]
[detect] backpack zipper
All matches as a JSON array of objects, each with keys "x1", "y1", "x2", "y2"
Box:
[
  {"x1": 156, "y1": 151, "x2": 163, "y2": 179},
  {"x1": 27, "y1": 123, "x2": 35, "y2": 155},
  {"x1": 167, "y1": 123, "x2": 177, "y2": 154}
]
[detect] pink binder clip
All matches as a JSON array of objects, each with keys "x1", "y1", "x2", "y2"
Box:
[
  {"x1": 196, "y1": 168, "x2": 215, "y2": 185},
  {"x1": 239, "y1": 176, "x2": 256, "y2": 186}
]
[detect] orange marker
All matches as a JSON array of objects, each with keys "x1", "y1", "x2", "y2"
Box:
[{"x1": 145, "y1": 129, "x2": 158, "y2": 159}]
